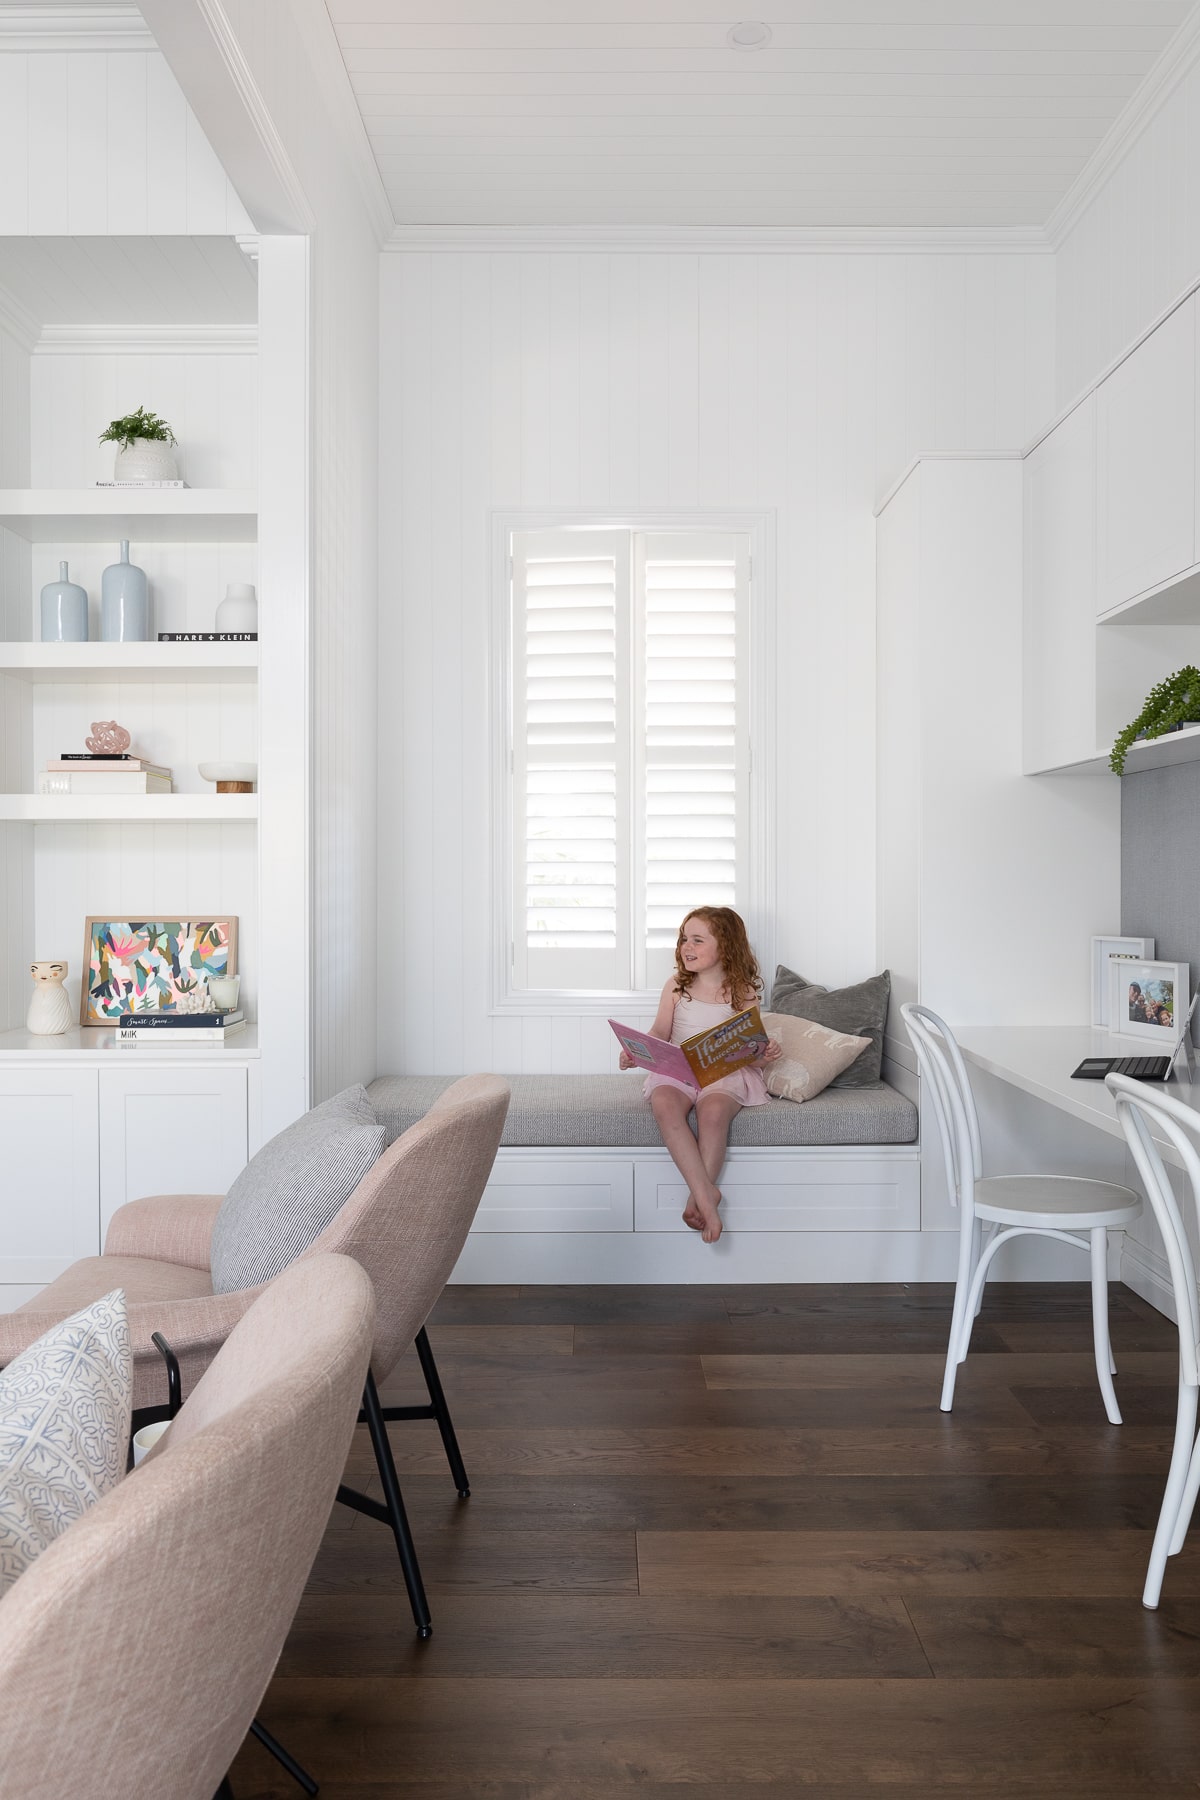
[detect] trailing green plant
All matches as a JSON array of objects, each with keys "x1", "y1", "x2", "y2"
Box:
[
  {"x1": 98, "y1": 407, "x2": 176, "y2": 450},
  {"x1": 1110, "y1": 666, "x2": 1200, "y2": 774}
]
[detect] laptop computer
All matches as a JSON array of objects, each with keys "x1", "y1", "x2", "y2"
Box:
[{"x1": 1072, "y1": 990, "x2": 1199, "y2": 1084}]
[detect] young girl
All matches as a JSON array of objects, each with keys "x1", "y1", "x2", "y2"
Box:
[{"x1": 619, "y1": 907, "x2": 781, "y2": 1244}]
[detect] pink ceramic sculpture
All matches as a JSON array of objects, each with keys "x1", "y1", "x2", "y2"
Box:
[{"x1": 85, "y1": 721, "x2": 132, "y2": 755}]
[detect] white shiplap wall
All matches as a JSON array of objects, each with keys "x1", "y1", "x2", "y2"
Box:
[
  {"x1": 378, "y1": 248, "x2": 1055, "y2": 1076},
  {"x1": 0, "y1": 322, "x2": 32, "y2": 1034},
  {"x1": 0, "y1": 52, "x2": 250, "y2": 235},
  {"x1": 1055, "y1": 46, "x2": 1200, "y2": 404}
]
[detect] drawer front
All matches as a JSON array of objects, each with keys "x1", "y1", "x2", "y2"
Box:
[
  {"x1": 473, "y1": 1157, "x2": 634, "y2": 1233},
  {"x1": 634, "y1": 1154, "x2": 921, "y2": 1233}
]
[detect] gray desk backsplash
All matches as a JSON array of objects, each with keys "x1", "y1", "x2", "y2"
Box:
[{"x1": 1122, "y1": 760, "x2": 1200, "y2": 1041}]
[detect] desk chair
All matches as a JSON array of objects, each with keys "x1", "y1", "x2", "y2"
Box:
[
  {"x1": 902, "y1": 1004, "x2": 1142, "y2": 1419},
  {"x1": 1108, "y1": 1071, "x2": 1200, "y2": 1608}
]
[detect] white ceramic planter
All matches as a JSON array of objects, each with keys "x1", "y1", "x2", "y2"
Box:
[{"x1": 113, "y1": 438, "x2": 178, "y2": 482}]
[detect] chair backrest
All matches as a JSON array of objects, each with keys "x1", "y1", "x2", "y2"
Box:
[
  {"x1": 305, "y1": 1073, "x2": 510, "y2": 1381},
  {"x1": 900, "y1": 1003, "x2": 983, "y2": 1211},
  {"x1": 1108, "y1": 1073, "x2": 1200, "y2": 1385},
  {"x1": 0, "y1": 1253, "x2": 374, "y2": 1800}
]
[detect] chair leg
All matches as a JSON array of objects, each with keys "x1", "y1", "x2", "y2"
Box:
[
  {"x1": 213, "y1": 1782, "x2": 235, "y2": 1800},
  {"x1": 414, "y1": 1326, "x2": 470, "y2": 1498},
  {"x1": 1089, "y1": 1228, "x2": 1123, "y2": 1425},
  {"x1": 1145, "y1": 1382, "x2": 1200, "y2": 1608},
  {"x1": 362, "y1": 1371, "x2": 434, "y2": 1639},
  {"x1": 1169, "y1": 1420, "x2": 1200, "y2": 1557},
  {"x1": 941, "y1": 1219, "x2": 978, "y2": 1412},
  {"x1": 249, "y1": 1720, "x2": 319, "y2": 1795}
]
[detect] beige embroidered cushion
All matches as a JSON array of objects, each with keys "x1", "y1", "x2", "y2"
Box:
[{"x1": 762, "y1": 1011, "x2": 873, "y2": 1103}]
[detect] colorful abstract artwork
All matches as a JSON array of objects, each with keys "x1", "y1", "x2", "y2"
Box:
[{"x1": 80, "y1": 918, "x2": 239, "y2": 1025}]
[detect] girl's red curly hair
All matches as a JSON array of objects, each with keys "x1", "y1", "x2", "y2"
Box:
[{"x1": 673, "y1": 906, "x2": 762, "y2": 1011}]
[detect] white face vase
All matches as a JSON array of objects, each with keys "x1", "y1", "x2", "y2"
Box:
[{"x1": 27, "y1": 960, "x2": 73, "y2": 1035}]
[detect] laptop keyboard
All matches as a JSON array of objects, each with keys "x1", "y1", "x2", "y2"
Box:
[{"x1": 1110, "y1": 1055, "x2": 1170, "y2": 1080}]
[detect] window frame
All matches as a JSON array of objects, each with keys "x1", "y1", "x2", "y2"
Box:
[{"x1": 489, "y1": 508, "x2": 776, "y2": 1017}]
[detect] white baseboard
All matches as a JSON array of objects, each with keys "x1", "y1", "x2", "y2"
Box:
[
  {"x1": 449, "y1": 1227, "x2": 1113, "y2": 1286},
  {"x1": 1119, "y1": 1234, "x2": 1177, "y2": 1323}
]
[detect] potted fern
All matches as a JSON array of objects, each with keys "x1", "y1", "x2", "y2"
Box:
[
  {"x1": 1110, "y1": 667, "x2": 1200, "y2": 774},
  {"x1": 98, "y1": 407, "x2": 178, "y2": 484}
]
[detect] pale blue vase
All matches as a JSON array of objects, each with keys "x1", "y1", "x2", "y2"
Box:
[
  {"x1": 100, "y1": 540, "x2": 149, "y2": 642},
  {"x1": 40, "y1": 561, "x2": 89, "y2": 642}
]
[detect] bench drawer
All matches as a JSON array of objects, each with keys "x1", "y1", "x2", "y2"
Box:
[
  {"x1": 633, "y1": 1153, "x2": 921, "y2": 1233},
  {"x1": 472, "y1": 1156, "x2": 634, "y2": 1233}
]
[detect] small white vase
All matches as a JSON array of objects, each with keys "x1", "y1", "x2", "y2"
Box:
[
  {"x1": 27, "y1": 961, "x2": 73, "y2": 1035},
  {"x1": 113, "y1": 438, "x2": 178, "y2": 483},
  {"x1": 215, "y1": 582, "x2": 258, "y2": 635}
]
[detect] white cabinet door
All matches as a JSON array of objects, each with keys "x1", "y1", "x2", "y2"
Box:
[
  {"x1": 98, "y1": 1064, "x2": 249, "y2": 1239},
  {"x1": 0, "y1": 1070, "x2": 99, "y2": 1284},
  {"x1": 472, "y1": 1154, "x2": 634, "y2": 1232},
  {"x1": 633, "y1": 1153, "x2": 921, "y2": 1232},
  {"x1": 1097, "y1": 295, "x2": 1196, "y2": 614},
  {"x1": 1023, "y1": 395, "x2": 1098, "y2": 771}
]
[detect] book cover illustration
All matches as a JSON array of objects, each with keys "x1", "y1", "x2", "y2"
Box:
[{"x1": 609, "y1": 1005, "x2": 769, "y2": 1091}]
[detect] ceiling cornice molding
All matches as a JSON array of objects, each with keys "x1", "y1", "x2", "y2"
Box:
[
  {"x1": 0, "y1": 285, "x2": 39, "y2": 355},
  {"x1": 1046, "y1": 2, "x2": 1200, "y2": 250},
  {"x1": 384, "y1": 224, "x2": 1052, "y2": 256},
  {"x1": 36, "y1": 323, "x2": 257, "y2": 355},
  {"x1": 288, "y1": 0, "x2": 395, "y2": 248},
  {"x1": 190, "y1": 0, "x2": 316, "y2": 234},
  {"x1": 0, "y1": 4, "x2": 154, "y2": 51}
]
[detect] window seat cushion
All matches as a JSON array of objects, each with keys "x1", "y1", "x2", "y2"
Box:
[{"x1": 367, "y1": 1074, "x2": 917, "y2": 1150}]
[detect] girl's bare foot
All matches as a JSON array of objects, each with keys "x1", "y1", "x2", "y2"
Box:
[
  {"x1": 696, "y1": 1187, "x2": 723, "y2": 1244},
  {"x1": 682, "y1": 1196, "x2": 703, "y2": 1230}
]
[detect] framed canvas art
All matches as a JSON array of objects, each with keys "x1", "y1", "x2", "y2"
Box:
[
  {"x1": 1107, "y1": 957, "x2": 1189, "y2": 1045},
  {"x1": 80, "y1": 917, "x2": 238, "y2": 1026}
]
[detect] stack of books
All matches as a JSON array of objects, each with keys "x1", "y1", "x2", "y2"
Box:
[
  {"x1": 38, "y1": 752, "x2": 172, "y2": 796},
  {"x1": 115, "y1": 1011, "x2": 246, "y2": 1047}
]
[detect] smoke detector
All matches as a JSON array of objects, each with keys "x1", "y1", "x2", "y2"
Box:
[{"x1": 726, "y1": 21, "x2": 772, "y2": 50}]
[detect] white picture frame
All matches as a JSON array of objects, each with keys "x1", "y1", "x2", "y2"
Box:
[
  {"x1": 1091, "y1": 935, "x2": 1154, "y2": 1028},
  {"x1": 1107, "y1": 958, "x2": 1189, "y2": 1044}
]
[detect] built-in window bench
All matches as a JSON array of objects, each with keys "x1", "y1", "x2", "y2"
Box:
[{"x1": 367, "y1": 1075, "x2": 920, "y2": 1283}]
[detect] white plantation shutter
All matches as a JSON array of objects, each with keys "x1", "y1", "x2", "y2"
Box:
[{"x1": 510, "y1": 527, "x2": 748, "y2": 994}]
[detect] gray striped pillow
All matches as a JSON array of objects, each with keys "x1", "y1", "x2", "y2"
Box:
[{"x1": 209, "y1": 1085, "x2": 387, "y2": 1295}]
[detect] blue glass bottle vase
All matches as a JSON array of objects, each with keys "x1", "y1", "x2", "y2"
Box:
[
  {"x1": 39, "y1": 561, "x2": 89, "y2": 642},
  {"x1": 100, "y1": 540, "x2": 149, "y2": 642}
]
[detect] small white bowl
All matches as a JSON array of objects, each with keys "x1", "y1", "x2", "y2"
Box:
[{"x1": 198, "y1": 762, "x2": 257, "y2": 784}]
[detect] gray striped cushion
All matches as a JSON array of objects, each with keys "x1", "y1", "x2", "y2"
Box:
[
  {"x1": 209, "y1": 1085, "x2": 387, "y2": 1295},
  {"x1": 367, "y1": 1074, "x2": 917, "y2": 1149}
]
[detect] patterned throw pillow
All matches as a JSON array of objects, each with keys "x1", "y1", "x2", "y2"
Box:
[
  {"x1": 209, "y1": 1084, "x2": 387, "y2": 1294},
  {"x1": 762, "y1": 1012, "x2": 873, "y2": 1103},
  {"x1": 0, "y1": 1289, "x2": 132, "y2": 1594}
]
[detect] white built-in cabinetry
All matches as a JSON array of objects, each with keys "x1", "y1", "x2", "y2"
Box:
[{"x1": 1024, "y1": 289, "x2": 1200, "y2": 776}]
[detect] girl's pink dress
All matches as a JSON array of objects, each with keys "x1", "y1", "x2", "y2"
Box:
[{"x1": 642, "y1": 992, "x2": 769, "y2": 1107}]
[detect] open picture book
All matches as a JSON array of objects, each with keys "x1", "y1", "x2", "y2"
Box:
[{"x1": 609, "y1": 1005, "x2": 769, "y2": 1091}]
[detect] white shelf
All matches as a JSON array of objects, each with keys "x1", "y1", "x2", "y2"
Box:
[
  {"x1": 0, "y1": 1024, "x2": 259, "y2": 1061},
  {"x1": 0, "y1": 794, "x2": 258, "y2": 822},
  {"x1": 0, "y1": 489, "x2": 257, "y2": 543},
  {"x1": 0, "y1": 642, "x2": 258, "y2": 683},
  {"x1": 1035, "y1": 723, "x2": 1200, "y2": 776},
  {"x1": 1097, "y1": 560, "x2": 1200, "y2": 626}
]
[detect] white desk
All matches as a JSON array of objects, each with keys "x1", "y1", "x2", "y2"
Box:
[{"x1": 955, "y1": 1024, "x2": 1200, "y2": 1170}]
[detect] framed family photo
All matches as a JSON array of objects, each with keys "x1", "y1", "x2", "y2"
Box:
[
  {"x1": 80, "y1": 917, "x2": 238, "y2": 1026},
  {"x1": 1091, "y1": 934, "x2": 1154, "y2": 1028},
  {"x1": 1107, "y1": 957, "x2": 1189, "y2": 1044}
]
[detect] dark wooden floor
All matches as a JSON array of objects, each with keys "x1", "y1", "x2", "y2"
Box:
[{"x1": 230, "y1": 1280, "x2": 1200, "y2": 1798}]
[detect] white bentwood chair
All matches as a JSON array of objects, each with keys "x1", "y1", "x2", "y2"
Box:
[
  {"x1": 1108, "y1": 1071, "x2": 1200, "y2": 1608},
  {"x1": 901, "y1": 1004, "x2": 1142, "y2": 1420}
]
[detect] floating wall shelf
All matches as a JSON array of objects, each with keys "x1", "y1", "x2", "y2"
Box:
[
  {"x1": 0, "y1": 795, "x2": 258, "y2": 822},
  {"x1": 0, "y1": 489, "x2": 258, "y2": 543},
  {"x1": 0, "y1": 643, "x2": 259, "y2": 683},
  {"x1": 1039, "y1": 724, "x2": 1200, "y2": 777}
]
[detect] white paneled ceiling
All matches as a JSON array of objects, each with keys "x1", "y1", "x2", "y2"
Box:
[
  {"x1": 0, "y1": 238, "x2": 257, "y2": 328},
  {"x1": 324, "y1": 0, "x2": 1192, "y2": 227}
]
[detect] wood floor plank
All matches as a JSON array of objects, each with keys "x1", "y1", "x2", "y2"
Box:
[
  {"x1": 309, "y1": 1525, "x2": 638, "y2": 1596},
  {"x1": 278, "y1": 1592, "x2": 929, "y2": 1679},
  {"x1": 905, "y1": 1595, "x2": 1200, "y2": 1677},
  {"x1": 636, "y1": 1528, "x2": 1183, "y2": 1597},
  {"x1": 240, "y1": 1676, "x2": 1200, "y2": 1790},
  {"x1": 994, "y1": 1318, "x2": 1178, "y2": 1353},
  {"x1": 701, "y1": 1350, "x2": 1178, "y2": 1390}
]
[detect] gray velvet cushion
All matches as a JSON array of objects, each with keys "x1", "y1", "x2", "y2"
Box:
[
  {"x1": 209, "y1": 1085, "x2": 387, "y2": 1295},
  {"x1": 367, "y1": 1073, "x2": 916, "y2": 1149},
  {"x1": 767, "y1": 966, "x2": 891, "y2": 1087}
]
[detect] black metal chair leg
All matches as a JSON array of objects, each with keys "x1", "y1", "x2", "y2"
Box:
[
  {"x1": 213, "y1": 1780, "x2": 235, "y2": 1800},
  {"x1": 413, "y1": 1326, "x2": 470, "y2": 1498},
  {"x1": 362, "y1": 1371, "x2": 433, "y2": 1638},
  {"x1": 250, "y1": 1719, "x2": 318, "y2": 1794}
]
